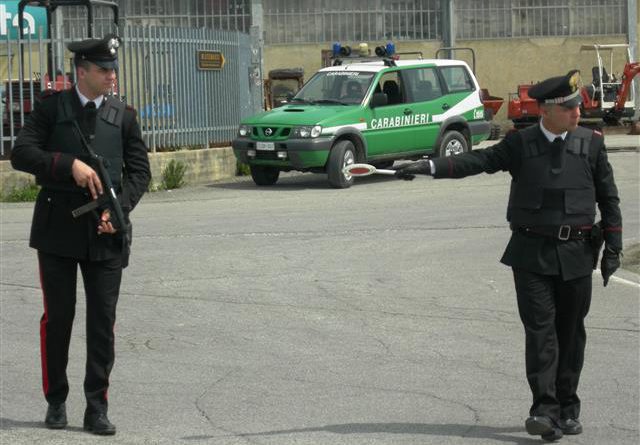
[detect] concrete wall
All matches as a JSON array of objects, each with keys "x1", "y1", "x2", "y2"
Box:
[
  {"x1": 147, "y1": 147, "x2": 236, "y2": 189},
  {"x1": 0, "y1": 146, "x2": 237, "y2": 196},
  {"x1": 264, "y1": 36, "x2": 630, "y2": 124}
]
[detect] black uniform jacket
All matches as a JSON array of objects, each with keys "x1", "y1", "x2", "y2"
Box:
[
  {"x1": 431, "y1": 125, "x2": 622, "y2": 280},
  {"x1": 11, "y1": 89, "x2": 151, "y2": 261}
]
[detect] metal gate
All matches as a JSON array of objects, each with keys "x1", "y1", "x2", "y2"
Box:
[{"x1": 1, "y1": 24, "x2": 256, "y2": 156}]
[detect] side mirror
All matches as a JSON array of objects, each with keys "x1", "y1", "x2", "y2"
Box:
[{"x1": 370, "y1": 92, "x2": 388, "y2": 108}]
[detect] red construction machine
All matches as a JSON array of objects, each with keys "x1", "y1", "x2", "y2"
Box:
[
  {"x1": 3, "y1": 1, "x2": 118, "y2": 137},
  {"x1": 508, "y1": 44, "x2": 639, "y2": 128}
]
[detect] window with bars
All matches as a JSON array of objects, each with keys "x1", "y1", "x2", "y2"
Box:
[
  {"x1": 263, "y1": 0, "x2": 441, "y2": 44},
  {"x1": 53, "y1": 0, "x2": 627, "y2": 42},
  {"x1": 456, "y1": 0, "x2": 626, "y2": 40}
]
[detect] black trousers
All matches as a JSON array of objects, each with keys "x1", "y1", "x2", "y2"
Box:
[
  {"x1": 37, "y1": 251, "x2": 122, "y2": 413},
  {"x1": 513, "y1": 268, "x2": 592, "y2": 421}
]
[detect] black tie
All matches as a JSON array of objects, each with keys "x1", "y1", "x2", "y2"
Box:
[
  {"x1": 83, "y1": 101, "x2": 97, "y2": 138},
  {"x1": 550, "y1": 137, "x2": 565, "y2": 174}
]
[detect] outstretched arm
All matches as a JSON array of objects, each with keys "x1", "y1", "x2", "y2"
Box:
[{"x1": 394, "y1": 131, "x2": 520, "y2": 181}]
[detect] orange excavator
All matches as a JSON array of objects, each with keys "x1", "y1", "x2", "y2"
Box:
[{"x1": 509, "y1": 44, "x2": 639, "y2": 128}]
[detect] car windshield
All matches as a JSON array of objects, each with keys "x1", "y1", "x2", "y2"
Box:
[{"x1": 292, "y1": 71, "x2": 375, "y2": 105}]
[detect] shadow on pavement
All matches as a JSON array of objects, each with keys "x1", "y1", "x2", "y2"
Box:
[
  {"x1": 206, "y1": 173, "x2": 395, "y2": 191},
  {"x1": 184, "y1": 422, "x2": 542, "y2": 444},
  {"x1": 0, "y1": 417, "x2": 83, "y2": 433}
]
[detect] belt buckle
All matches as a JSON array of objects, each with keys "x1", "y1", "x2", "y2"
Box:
[{"x1": 558, "y1": 225, "x2": 571, "y2": 241}]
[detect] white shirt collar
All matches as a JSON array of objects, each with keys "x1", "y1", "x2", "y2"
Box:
[
  {"x1": 539, "y1": 120, "x2": 567, "y2": 143},
  {"x1": 75, "y1": 85, "x2": 104, "y2": 108}
]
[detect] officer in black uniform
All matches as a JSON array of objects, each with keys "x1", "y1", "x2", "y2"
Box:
[
  {"x1": 394, "y1": 70, "x2": 622, "y2": 442},
  {"x1": 11, "y1": 34, "x2": 151, "y2": 435}
]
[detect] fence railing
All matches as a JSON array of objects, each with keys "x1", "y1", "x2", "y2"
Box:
[{"x1": 1, "y1": 25, "x2": 255, "y2": 157}]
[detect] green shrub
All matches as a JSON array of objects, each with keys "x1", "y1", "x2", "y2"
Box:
[
  {"x1": 161, "y1": 159, "x2": 187, "y2": 190},
  {"x1": 1, "y1": 183, "x2": 40, "y2": 202},
  {"x1": 236, "y1": 161, "x2": 250, "y2": 176}
]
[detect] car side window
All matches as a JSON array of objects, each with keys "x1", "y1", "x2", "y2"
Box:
[
  {"x1": 440, "y1": 66, "x2": 475, "y2": 94},
  {"x1": 402, "y1": 67, "x2": 443, "y2": 103},
  {"x1": 375, "y1": 72, "x2": 404, "y2": 106}
]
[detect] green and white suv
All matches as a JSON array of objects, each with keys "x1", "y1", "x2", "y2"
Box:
[{"x1": 233, "y1": 57, "x2": 491, "y2": 188}]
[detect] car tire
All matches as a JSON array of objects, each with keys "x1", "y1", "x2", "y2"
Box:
[
  {"x1": 438, "y1": 130, "x2": 468, "y2": 157},
  {"x1": 327, "y1": 139, "x2": 356, "y2": 188},
  {"x1": 250, "y1": 165, "x2": 280, "y2": 186},
  {"x1": 489, "y1": 124, "x2": 501, "y2": 140}
]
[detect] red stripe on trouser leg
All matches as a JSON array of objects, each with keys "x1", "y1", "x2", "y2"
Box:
[{"x1": 38, "y1": 263, "x2": 50, "y2": 396}]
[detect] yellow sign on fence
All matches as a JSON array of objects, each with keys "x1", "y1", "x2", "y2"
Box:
[{"x1": 197, "y1": 51, "x2": 225, "y2": 70}]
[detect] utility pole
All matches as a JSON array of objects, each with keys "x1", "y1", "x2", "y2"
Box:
[
  {"x1": 441, "y1": 0, "x2": 455, "y2": 58},
  {"x1": 250, "y1": 0, "x2": 264, "y2": 113},
  {"x1": 628, "y1": 0, "x2": 639, "y2": 118}
]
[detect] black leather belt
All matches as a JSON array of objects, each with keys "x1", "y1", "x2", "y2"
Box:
[{"x1": 512, "y1": 225, "x2": 592, "y2": 241}]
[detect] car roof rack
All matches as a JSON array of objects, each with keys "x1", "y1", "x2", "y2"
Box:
[{"x1": 329, "y1": 52, "x2": 423, "y2": 68}]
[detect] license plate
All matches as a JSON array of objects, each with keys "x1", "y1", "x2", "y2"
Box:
[{"x1": 256, "y1": 142, "x2": 275, "y2": 151}]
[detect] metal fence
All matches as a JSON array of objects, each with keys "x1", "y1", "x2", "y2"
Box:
[
  {"x1": 61, "y1": 0, "x2": 252, "y2": 34},
  {"x1": 1, "y1": 25, "x2": 255, "y2": 156},
  {"x1": 118, "y1": 26, "x2": 254, "y2": 151}
]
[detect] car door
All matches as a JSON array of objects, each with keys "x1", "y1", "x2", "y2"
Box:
[
  {"x1": 364, "y1": 71, "x2": 423, "y2": 157},
  {"x1": 401, "y1": 66, "x2": 447, "y2": 153},
  {"x1": 435, "y1": 65, "x2": 479, "y2": 123}
]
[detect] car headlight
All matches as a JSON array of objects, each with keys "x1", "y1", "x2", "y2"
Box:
[
  {"x1": 292, "y1": 125, "x2": 322, "y2": 138},
  {"x1": 238, "y1": 125, "x2": 252, "y2": 137}
]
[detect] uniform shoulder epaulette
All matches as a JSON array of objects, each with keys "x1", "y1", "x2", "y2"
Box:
[{"x1": 593, "y1": 129, "x2": 603, "y2": 137}]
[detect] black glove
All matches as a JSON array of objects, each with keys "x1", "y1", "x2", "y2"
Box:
[
  {"x1": 601, "y1": 246, "x2": 620, "y2": 287},
  {"x1": 394, "y1": 160, "x2": 432, "y2": 181}
]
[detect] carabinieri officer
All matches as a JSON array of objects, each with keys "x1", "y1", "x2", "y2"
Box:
[
  {"x1": 11, "y1": 34, "x2": 150, "y2": 435},
  {"x1": 394, "y1": 70, "x2": 622, "y2": 441}
]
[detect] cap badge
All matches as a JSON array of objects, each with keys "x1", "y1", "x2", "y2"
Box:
[
  {"x1": 108, "y1": 38, "x2": 119, "y2": 55},
  {"x1": 568, "y1": 71, "x2": 580, "y2": 92}
]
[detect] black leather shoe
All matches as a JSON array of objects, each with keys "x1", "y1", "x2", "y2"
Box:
[
  {"x1": 558, "y1": 418, "x2": 583, "y2": 435},
  {"x1": 525, "y1": 416, "x2": 563, "y2": 442},
  {"x1": 83, "y1": 410, "x2": 116, "y2": 435},
  {"x1": 541, "y1": 428, "x2": 564, "y2": 442},
  {"x1": 45, "y1": 403, "x2": 67, "y2": 429}
]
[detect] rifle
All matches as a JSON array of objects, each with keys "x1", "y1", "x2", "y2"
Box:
[{"x1": 70, "y1": 118, "x2": 131, "y2": 265}]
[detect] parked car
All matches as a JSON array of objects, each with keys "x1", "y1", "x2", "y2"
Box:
[{"x1": 233, "y1": 54, "x2": 490, "y2": 188}]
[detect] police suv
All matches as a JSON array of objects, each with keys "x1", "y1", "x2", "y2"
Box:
[{"x1": 233, "y1": 53, "x2": 491, "y2": 188}]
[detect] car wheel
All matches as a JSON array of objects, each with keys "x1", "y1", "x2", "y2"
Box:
[
  {"x1": 250, "y1": 165, "x2": 280, "y2": 186},
  {"x1": 327, "y1": 139, "x2": 356, "y2": 188},
  {"x1": 438, "y1": 130, "x2": 468, "y2": 157}
]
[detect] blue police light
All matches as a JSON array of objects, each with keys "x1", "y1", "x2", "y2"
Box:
[
  {"x1": 375, "y1": 41, "x2": 396, "y2": 57},
  {"x1": 385, "y1": 41, "x2": 395, "y2": 56},
  {"x1": 332, "y1": 42, "x2": 351, "y2": 57},
  {"x1": 332, "y1": 42, "x2": 341, "y2": 57}
]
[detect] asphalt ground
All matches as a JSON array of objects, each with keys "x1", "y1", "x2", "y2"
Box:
[{"x1": 1, "y1": 150, "x2": 639, "y2": 445}]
